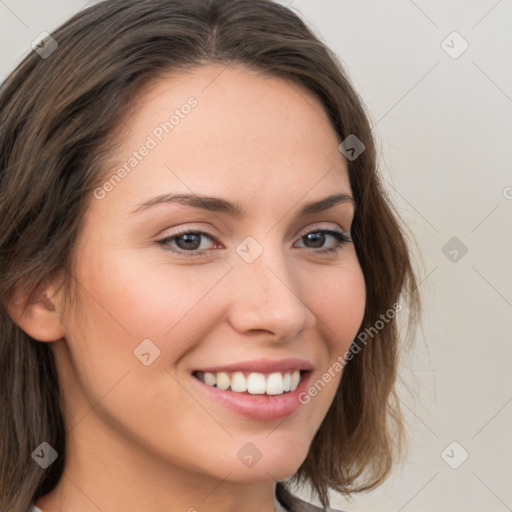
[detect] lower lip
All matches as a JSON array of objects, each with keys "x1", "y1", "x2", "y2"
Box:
[{"x1": 191, "y1": 371, "x2": 313, "y2": 421}]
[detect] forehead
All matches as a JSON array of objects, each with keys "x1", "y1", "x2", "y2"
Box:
[{"x1": 98, "y1": 65, "x2": 351, "y2": 211}]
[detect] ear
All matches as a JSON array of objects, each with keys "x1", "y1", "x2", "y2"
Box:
[{"x1": 7, "y1": 272, "x2": 66, "y2": 342}]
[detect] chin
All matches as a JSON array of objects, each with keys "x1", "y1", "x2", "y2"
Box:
[
  {"x1": 212, "y1": 435, "x2": 311, "y2": 482},
  {"x1": 224, "y1": 459, "x2": 304, "y2": 483}
]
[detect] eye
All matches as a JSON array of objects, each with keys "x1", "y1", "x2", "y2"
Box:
[
  {"x1": 157, "y1": 226, "x2": 352, "y2": 257},
  {"x1": 157, "y1": 227, "x2": 217, "y2": 256},
  {"x1": 294, "y1": 228, "x2": 351, "y2": 254}
]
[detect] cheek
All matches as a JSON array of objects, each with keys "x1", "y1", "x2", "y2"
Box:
[
  {"x1": 295, "y1": 258, "x2": 366, "y2": 418},
  {"x1": 111, "y1": 259, "x2": 234, "y2": 350},
  {"x1": 302, "y1": 257, "x2": 366, "y2": 355},
  {"x1": 75, "y1": 244, "x2": 232, "y2": 342},
  {"x1": 59, "y1": 251, "x2": 229, "y2": 453}
]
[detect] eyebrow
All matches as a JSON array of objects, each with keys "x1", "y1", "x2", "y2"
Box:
[{"x1": 131, "y1": 192, "x2": 356, "y2": 217}]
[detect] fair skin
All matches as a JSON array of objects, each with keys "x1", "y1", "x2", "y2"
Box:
[{"x1": 13, "y1": 65, "x2": 365, "y2": 512}]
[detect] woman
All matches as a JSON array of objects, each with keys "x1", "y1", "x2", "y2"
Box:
[{"x1": 0, "y1": 1, "x2": 421, "y2": 511}]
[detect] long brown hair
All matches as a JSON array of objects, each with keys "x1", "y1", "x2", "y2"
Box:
[{"x1": 0, "y1": 1, "x2": 421, "y2": 510}]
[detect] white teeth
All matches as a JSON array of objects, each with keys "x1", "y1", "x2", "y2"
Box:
[
  {"x1": 204, "y1": 372, "x2": 216, "y2": 386},
  {"x1": 283, "y1": 372, "x2": 291, "y2": 392},
  {"x1": 231, "y1": 372, "x2": 247, "y2": 392},
  {"x1": 247, "y1": 373, "x2": 266, "y2": 394},
  {"x1": 290, "y1": 370, "x2": 300, "y2": 391},
  {"x1": 266, "y1": 372, "x2": 284, "y2": 395},
  {"x1": 195, "y1": 369, "x2": 303, "y2": 395},
  {"x1": 216, "y1": 372, "x2": 230, "y2": 390}
]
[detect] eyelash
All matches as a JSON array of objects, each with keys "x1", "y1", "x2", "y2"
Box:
[{"x1": 157, "y1": 227, "x2": 352, "y2": 257}]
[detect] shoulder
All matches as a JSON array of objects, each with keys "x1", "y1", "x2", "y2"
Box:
[{"x1": 275, "y1": 482, "x2": 347, "y2": 512}]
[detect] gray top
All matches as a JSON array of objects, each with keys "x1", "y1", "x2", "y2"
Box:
[{"x1": 275, "y1": 482, "x2": 346, "y2": 511}]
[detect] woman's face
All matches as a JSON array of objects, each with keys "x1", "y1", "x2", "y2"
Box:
[{"x1": 54, "y1": 65, "x2": 366, "y2": 485}]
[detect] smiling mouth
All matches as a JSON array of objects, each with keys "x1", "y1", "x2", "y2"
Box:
[{"x1": 192, "y1": 369, "x2": 306, "y2": 396}]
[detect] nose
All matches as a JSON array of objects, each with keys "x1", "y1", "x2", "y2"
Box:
[{"x1": 225, "y1": 240, "x2": 315, "y2": 340}]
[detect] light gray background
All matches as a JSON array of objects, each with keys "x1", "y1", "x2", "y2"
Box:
[{"x1": 1, "y1": 1, "x2": 511, "y2": 511}]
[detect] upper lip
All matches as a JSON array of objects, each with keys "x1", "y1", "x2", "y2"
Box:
[{"x1": 193, "y1": 358, "x2": 314, "y2": 374}]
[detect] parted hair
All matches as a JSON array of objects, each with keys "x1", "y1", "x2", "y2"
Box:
[{"x1": 0, "y1": 1, "x2": 421, "y2": 510}]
